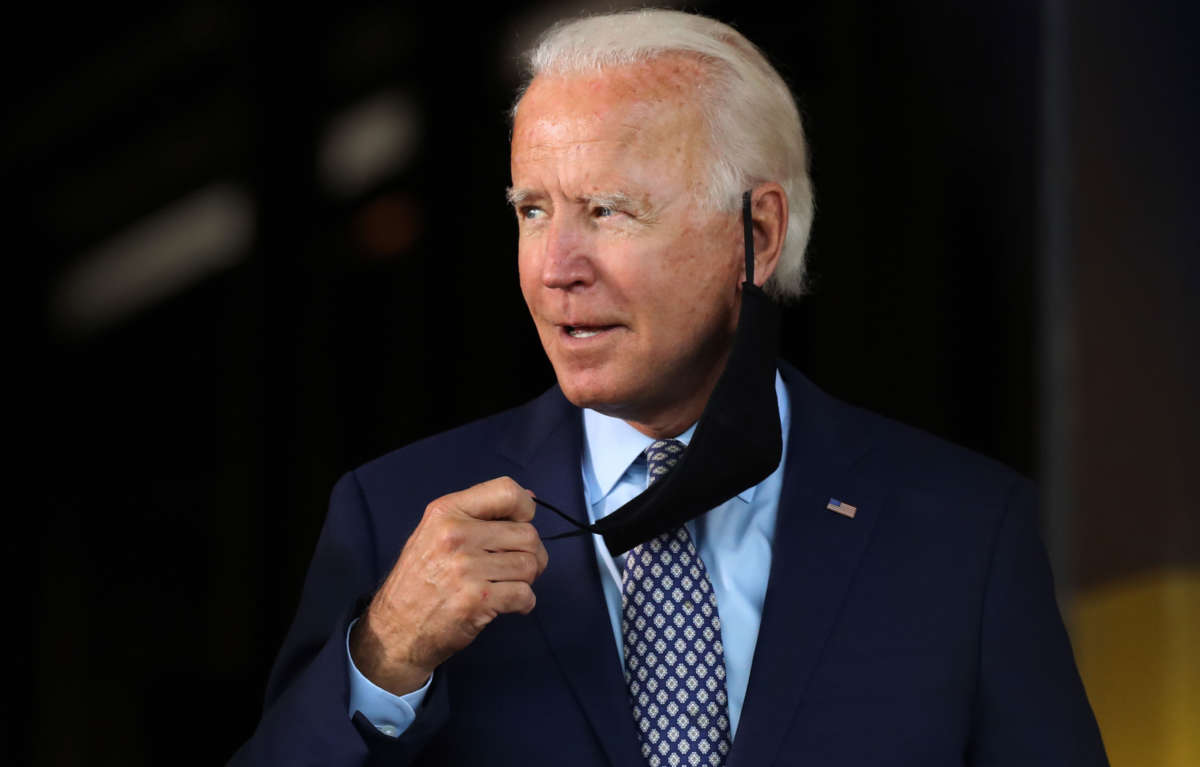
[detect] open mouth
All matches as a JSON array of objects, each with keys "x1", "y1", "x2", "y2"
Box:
[{"x1": 564, "y1": 325, "x2": 617, "y2": 339}]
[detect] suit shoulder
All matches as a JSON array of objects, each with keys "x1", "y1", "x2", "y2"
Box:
[
  {"x1": 785, "y1": 363, "x2": 1030, "y2": 503},
  {"x1": 858, "y1": 402, "x2": 1027, "y2": 497}
]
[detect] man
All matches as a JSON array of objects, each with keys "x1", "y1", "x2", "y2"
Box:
[{"x1": 233, "y1": 9, "x2": 1107, "y2": 766}]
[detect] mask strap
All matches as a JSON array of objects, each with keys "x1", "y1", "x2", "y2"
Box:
[
  {"x1": 533, "y1": 495, "x2": 597, "y2": 540},
  {"x1": 742, "y1": 190, "x2": 755, "y2": 286},
  {"x1": 535, "y1": 188, "x2": 774, "y2": 547}
]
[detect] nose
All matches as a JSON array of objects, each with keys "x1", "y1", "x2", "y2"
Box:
[{"x1": 540, "y1": 218, "x2": 596, "y2": 290}]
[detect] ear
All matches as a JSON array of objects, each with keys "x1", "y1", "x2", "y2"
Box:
[{"x1": 747, "y1": 182, "x2": 788, "y2": 288}]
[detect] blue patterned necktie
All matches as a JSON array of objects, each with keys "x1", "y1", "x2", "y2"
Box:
[{"x1": 622, "y1": 439, "x2": 733, "y2": 767}]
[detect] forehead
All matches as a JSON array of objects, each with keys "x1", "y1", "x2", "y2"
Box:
[
  {"x1": 511, "y1": 57, "x2": 711, "y2": 173},
  {"x1": 519, "y1": 53, "x2": 708, "y2": 114}
]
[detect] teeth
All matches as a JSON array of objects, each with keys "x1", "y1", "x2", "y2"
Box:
[{"x1": 569, "y1": 327, "x2": 601, "y2": 338}]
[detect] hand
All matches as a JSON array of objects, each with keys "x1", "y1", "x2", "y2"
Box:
[{"x1": 349, "y1": 476, "x2": 549, "y2": 695}]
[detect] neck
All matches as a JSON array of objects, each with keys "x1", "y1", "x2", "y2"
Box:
[
  {"x1": 624, "y1": 411, "x2": 702, "y2": 440},
  {"x1": 620, "y1": 350, "x2": 729, "y2": 439}
]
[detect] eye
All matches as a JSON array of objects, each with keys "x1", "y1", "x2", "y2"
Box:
[
  {"x1": 592, "y1": 205, "x2": 615, "y2": 219},
  {"x1": 518, "y1": 205, "x2": 545, "y2": 220}
]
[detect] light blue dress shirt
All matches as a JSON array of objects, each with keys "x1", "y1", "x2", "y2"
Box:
[{"x1": 347, "y1": 372, "x2": 791, "y2": 739}]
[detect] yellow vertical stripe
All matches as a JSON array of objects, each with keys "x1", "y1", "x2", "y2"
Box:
[{"x1": 1072, "y1": 567, "x2": 1200, "y2": 767}]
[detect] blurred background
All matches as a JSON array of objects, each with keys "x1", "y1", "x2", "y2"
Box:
[{"x1": 12, "y1": 1, "x2": 1197, "y2": 764}]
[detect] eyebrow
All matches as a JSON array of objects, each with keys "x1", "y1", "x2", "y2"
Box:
[
  {"x1": 506, "y1": 187, "x2": 541, "y2": 206},
  {"x1": 587, "y1": 191, "x2": 641, "y2": 211}
]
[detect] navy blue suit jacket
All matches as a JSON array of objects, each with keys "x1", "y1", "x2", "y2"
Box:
[{"x1": 232, "y1": 362, "x2": 1107, "y2": 766}]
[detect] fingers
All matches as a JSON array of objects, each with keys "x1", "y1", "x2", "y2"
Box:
[
  {"x1": 421, "y1": 477, "x2": 548, "y2": 575},
  {"x1": 430, "y1": 476, "x2": 535, "y2": 522},
  {"x1": 480, "y1": 522, "x2": 548, "y2": 576},
  {"x1": 483, "y1": 580, "x2": 537, "y2": 615},
  {"x1": 482, "y1": 550, "x2": 543, "y2": 584},
  {"x1": 480, "y1": 516, "x2": 541, "y2": 549}
]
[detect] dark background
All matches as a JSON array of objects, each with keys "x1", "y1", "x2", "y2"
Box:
[{"x1": 12, "y1": 1, "x2": 1196, "y2": 764}]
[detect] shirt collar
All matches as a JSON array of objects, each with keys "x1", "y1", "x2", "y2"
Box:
[
  {"x1": 582, "y1": 410, "x2": 697, "y2": 501},
  {"x1": 581, "y1": 370, "x2": 788, "y2": 506}
]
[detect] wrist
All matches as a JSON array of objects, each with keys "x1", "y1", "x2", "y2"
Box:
[{"x1": 349, "y1": 612, "x2": 433, "y2": 696}]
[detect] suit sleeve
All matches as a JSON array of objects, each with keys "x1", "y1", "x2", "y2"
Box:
[
  {"x1": 966, "y1": 478, "x2": 1109, "y2": 766},
  {"x1": 228, "y1": 471, "x2": 450, "y2": 766}
]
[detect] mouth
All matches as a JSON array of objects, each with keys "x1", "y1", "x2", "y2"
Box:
[{"x1": 561, "y1": 324, "x2": 619, "y2": 339}]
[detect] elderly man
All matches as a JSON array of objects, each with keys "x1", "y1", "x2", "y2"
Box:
[{"x1": 233, "y1": 10, "x2": 1107, "y2": 766}]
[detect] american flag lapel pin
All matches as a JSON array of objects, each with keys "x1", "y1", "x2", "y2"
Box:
[{"x1": 827, "y1": 498, "x2": 857, "y2": 518}]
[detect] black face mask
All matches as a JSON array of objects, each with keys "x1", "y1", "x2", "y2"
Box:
[{"x1": 539, "y1": 191, "x2": 784, "y2": 556}]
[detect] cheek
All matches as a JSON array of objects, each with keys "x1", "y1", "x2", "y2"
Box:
[
  {"x1": 642, "y1": 268, "x2": 731, "y2": 341},
  {"x1": 516, "y1": 247, "x2": 540, "y2": 305},
  {"x1": 672, "y1": 241, "x2": 740, "y2": 304},
  {"x1": 675, "y1": 244, "x2": 741, "y2": 332}
]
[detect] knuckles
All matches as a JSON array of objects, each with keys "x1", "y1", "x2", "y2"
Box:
[
  {"x1": 516, "y1": 522, "x2": 539, "y2": 548},
  {"x1": 420, "y1": 497, "x2": 483, "y2": 554},
  {"x1": 497, "y1": 476, "x2": 533, "y2": 518},
  {"x1": 518, "y1": 585, "x2": 537, "y2": 614},
  {"x1": 423, "y1": 499, "x2": 448, "y2": 519},
  {"x1": 439, "y1": 527, "x2": 466, "y2": 553},
  {"x1": 516, "y1": 551, "x2": 539, "y2": 582},
  {"x1": 447, "y1": 586, "x2": 482, "y2": 622},
  {"x1": 499, "y1": 478, "x2": 523, "y2": 504}
]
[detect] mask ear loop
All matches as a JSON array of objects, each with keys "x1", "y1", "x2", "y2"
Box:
[
  {"x1": 533, "y1": 496, "x2": 598, "y2": 540},
  {"x1": 536, "y1": 189, "x2": 763, "y2": 544},
  {"x1": 742, "y1": 190, "x2": 755, "y2": 286}
]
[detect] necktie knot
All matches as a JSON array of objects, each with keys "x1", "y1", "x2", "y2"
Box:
[{"x1": 645, "y1": 439, "x2": 685, "y2": 487}]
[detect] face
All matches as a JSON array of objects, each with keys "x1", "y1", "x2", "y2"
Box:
[{"x1": 510, "y1": 59, "x2": 745, "y2": 435}]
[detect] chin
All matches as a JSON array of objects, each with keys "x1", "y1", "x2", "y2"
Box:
[
  {"x1": 553, "y1": 368, "x2": 635, "y2": 416},
  {"x1": 556, "y1": 378, "x2": 616, "y2": 411}
]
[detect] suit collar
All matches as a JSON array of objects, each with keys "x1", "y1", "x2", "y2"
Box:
[{"x1": 494, "y1": 384, "x2": 578, "y2": 473}]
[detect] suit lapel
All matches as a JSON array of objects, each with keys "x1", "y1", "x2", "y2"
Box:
[
  {"x1": 497, "y1": 389, "x2": 644, "y2": 767},
  {"x1": 728, "y1": 365, "x2": 887, "y2": 767},
  {"x1": 498, "y1": 368, "x2": 887, "y2": 767}
]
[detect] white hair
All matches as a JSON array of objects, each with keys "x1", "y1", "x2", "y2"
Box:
[{"x1": 514, "y1": 9, "x2": 814, "y2": 299}]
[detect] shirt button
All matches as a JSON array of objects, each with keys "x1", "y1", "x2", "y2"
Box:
[{"x1": 377, "y1": 724, "x2": 399, "y2": 737}]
